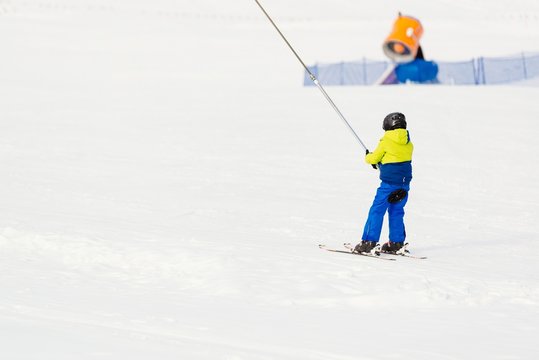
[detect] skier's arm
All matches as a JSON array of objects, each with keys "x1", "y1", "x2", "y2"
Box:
[{"x1": 365, "y1": 140, "x2": 385, "y2": 165}]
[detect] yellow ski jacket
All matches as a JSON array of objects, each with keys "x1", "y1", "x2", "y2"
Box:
[{"x1": 366, "y1": 129, "x2": 413, "y2": 184}]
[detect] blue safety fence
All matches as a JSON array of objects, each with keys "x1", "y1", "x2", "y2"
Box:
[{"x1": 304, "y1": 53, "x2": 539, "y2": 85}]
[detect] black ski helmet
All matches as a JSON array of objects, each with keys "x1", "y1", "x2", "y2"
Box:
[{"x1": 383, "y1": 112, "x2": 406, "y2": 131}]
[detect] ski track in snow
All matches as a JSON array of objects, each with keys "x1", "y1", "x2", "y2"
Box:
[{"x1": 2, "y1": 227, "x2": 538, "y2": 308}]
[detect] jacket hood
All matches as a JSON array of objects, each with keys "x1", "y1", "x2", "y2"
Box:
[{"x1": 384, "y1": 129, "x2": 410, "y2": 145}]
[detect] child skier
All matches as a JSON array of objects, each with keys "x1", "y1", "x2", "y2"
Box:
[{"x1": 354, "y1": 112, "x2": 413, "y2": 255}]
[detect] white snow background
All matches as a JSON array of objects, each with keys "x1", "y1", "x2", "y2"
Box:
[{"x1": 1, "y1": 0, "x2": 539, "y2": 359}]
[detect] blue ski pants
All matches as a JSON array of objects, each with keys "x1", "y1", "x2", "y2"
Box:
[{"x1": 362, "y1": 182, "x2": 410, "y2": 243}]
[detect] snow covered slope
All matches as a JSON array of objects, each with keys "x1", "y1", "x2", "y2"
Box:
[{"x1": 1, "y1": 1, "x2": 539, "y2": 359}]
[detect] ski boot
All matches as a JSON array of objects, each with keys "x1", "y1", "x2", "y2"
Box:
[
  {"x1": 381, "y1": 241, "x2": 409, "y2": 255},
  {"x1": 353, "y1": 241, "x2": 381, "y2": 256}
]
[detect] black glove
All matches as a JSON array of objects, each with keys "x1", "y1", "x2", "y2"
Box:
[{"x1": 366, "y1": 149, "x2": 378, "y2": 170}]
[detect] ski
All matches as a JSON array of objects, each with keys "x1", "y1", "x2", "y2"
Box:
[
  {"x1": 319, "y1": 244, "x2": 396, "y2": 261},
  {"x1": 382, "y1": 252, "x2": 427, "y2": 260}
]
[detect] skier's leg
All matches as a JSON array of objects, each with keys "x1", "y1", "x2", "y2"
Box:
[
  {"x1": 362, "y1": 184, "x2": 391, "y2": 241},
  {"x1": 388, "y1": 186, "x2": 409, "y2": 242}
]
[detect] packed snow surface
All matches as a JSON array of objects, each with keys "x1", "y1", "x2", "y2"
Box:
[{"x1": 1, "y1": 0, "x2": 539, "y2": 359}]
